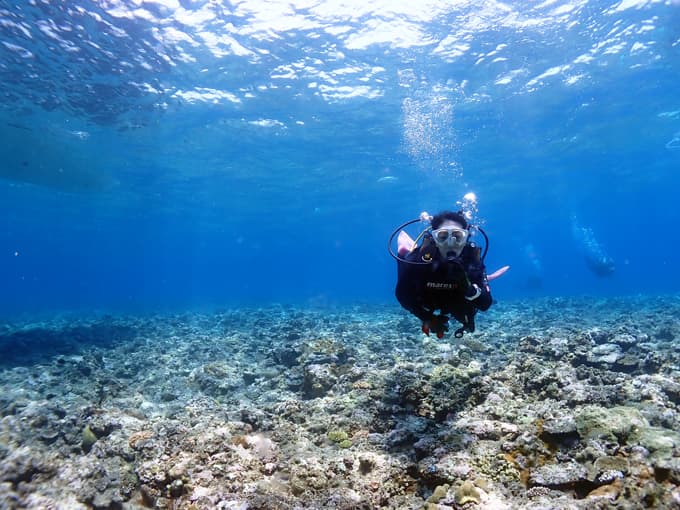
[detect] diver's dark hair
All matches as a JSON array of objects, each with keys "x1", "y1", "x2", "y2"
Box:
[{"x1": 431, "y1": 210, "x2": 468, "y2": 230}]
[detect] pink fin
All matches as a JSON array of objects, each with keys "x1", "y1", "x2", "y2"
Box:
[
  {"x1": 397, "y1": 231, "x2": 415, "y2": 256},
  {"x1": 488, "y1": 265, "x2": 510, "y2": 281}
]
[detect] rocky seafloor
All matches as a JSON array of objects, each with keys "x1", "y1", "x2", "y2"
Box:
[{"x1": 1, "y1": 295, "x2": 680, "y2": 509}]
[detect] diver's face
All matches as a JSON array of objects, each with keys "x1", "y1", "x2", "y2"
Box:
[{"x1": 433, "y1": 220, "x2": 468, "y2": 259}]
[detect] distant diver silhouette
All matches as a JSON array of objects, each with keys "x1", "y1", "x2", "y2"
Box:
[
  {"x1": 523, "y1": 243, "x2": 544, "y2": 288},
  {"x1": 571, "y1": 216, "x2": 615, "y2": 277}
]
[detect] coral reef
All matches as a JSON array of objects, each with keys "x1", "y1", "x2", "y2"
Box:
[{"x1": 1, "y1": 296, "x2": 679, "y2": 508}]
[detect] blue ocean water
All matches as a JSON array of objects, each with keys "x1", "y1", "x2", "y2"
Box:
[{"x1": 1, "y1": 0, "x2": 679, "y2": 317}]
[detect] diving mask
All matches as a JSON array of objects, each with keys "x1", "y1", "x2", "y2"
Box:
[{"x1": 432, "y1": 227, "x2": 468, "y2": 248}]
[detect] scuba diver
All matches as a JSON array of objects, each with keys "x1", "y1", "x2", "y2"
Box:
[
  {"x1": 571, "y1": 216, "x2": 615, "y2": 277},
  {"x1": 389, "y1": 210, "x2": 508, "y2": 339}
]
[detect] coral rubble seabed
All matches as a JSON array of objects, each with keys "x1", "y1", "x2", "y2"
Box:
[{"x1": 1, "y1": 295, "x2": 680, "y2": 509}]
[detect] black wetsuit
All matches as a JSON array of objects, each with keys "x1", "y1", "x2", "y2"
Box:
[{"x1": 395, "y1": 241, "x2": 492, "y2": 332}]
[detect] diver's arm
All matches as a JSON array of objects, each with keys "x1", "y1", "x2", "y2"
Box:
[
  {"x1": 466, "y1": 273, "x2": 492, "y2": 311},
  {"x1": 461, "y1": 251, "x2": 492, "y2": 311},
  {"x1": 395, "y1": 269, "x2": 432, "y2": 322}
]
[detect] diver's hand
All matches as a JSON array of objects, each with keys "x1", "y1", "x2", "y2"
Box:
[
  {"x1": 421, "y1": 315, "x2": 449, "y2": 339},
  {"x1": 465, "y1": 283, "x2": 482, "y2": 301}
]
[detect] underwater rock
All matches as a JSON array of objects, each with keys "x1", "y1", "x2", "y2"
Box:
[
  {"x1": 0, "y1": 447, "x2": 51, "y2": 485},
  {"x1": 87, "y1": 415, "x2": 121, "y2": 439},
  {"x1": 392, "y1": 362, "x2": 489, "y2": 421},
  {"x1": 455, "y1": 417, "x2": 519, "y2": 440},
  {"x1": 426, "y1": 483, "x2": 449, "y2": 504},
  {"x1": 586, "y1": 477, "x2": 623, "y2": 501},
  {"x1": 635, "y1": 426, "x2": 680, "y2": 461},
  {"x1": 654, "y1": 374, "x2": 680, "y2": 405},
  {"x1": 432, "y1": 453, "x2": 474, "y2": 481},
  {"x1": 541, "y1": 416, "x2": 578, "y2": 437},
  {"x1": 358, "y1": 454, "x2": 378, "y2": 475},
  {"x1": 160, "y1": 391, "x2": 178, "y2": 402},
  {"x1": 239, "y1": 433, "x2": 278, "y2": 462},
  {"x1": 654, "y1": 327, "x2": 675, "y2": 341},
  {"x1": 593, "y1": 455, "x2": 629, "y2": 475},
  {"x1": 586, "y1": 343, "x2": 623, "y2": 366},
  {"x1": 610, "y1": 333, "x2": 638, "y2": 349},
  {"x1": 240, "y1": 407, "x2": 270, "y2": 431},
  {"x1": 300, "y1": 337, "x2": 352, "y2": 365},
  {"x1": 89, "y1": 487, "x2": 124, "y2": 509},
  {"x1": 323, "y1": 488, "x2": 367, "y2": 508},
  {"x1": 75, "y1": 455, "x2": 139, "y2": 508},
  {"x1": 529, "y1": 462, "x2": 588, "y2": 487},
  {"x1": 454, "y1": 480, "x2": 481, "y2": 505},
  {"x1": 38, "y1": 429, "x2": 61, "y2": 445},
  {"x1": 539, "y1": 416, "x2": 580, "y2": 449},
  {"x1": 575, "y1": 405, "x2": 648, "y2": 442},
  {"x1": 386, "y1": 427, "x2": 414, "y2": 448},
  {"x1": 302, "y1": 363, "x2": 337, "y2": 398},
  {"x1": 412, "y1": 436, "x2": 436, "y2": 460},
  {"x1": 0, "y1": 482, "x2": 19, "y2": 509},
  {"x1": 190, "y1": 363, "x2": 241, "y2": 396},
  {"x1": 613, "y1": 353, "x2": 641, "y2": 373},
  {"x1": 271, "y1": 345, "x2": 302, "y2": 368}
]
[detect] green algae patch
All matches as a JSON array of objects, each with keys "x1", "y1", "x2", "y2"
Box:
[
  {"x1": 327, "y1": 429, "x2": 349, "y2": 443},
  {"x1": 575, "y1": 405, "x2": 648, "y2": 442},
  {"x1": 82, "y1": 425, "x2": 98, "y2": 453},
  {"x1": 575, "y1": 406, "x2": 680, "y2": 464},
  {"x1": 633, "y1": 426, "x2": 680, "y2": 461},
  {"x1": 326, "y1": 429, "x2": 352, "y2": 448}
]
